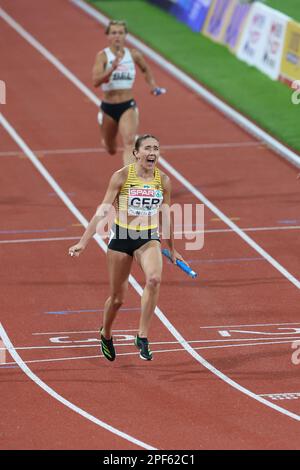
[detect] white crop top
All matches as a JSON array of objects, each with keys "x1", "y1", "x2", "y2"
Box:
[{"x1": 101, "y1": 47, "x2": 136, "y2": 92}]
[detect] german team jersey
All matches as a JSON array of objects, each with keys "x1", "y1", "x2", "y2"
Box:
[
  {"x1": 115, "y1": 164, "x2": 164, "y2": 230},
  {"x1": 102, "y1": 47, "x2": 136, "y2": 92}
]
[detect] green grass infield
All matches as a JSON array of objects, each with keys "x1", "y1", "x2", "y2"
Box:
[{"x1": 89, "y1": 0, "x2": 300, "y2": 154}]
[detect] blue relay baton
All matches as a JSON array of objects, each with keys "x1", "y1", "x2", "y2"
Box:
[
  {"x1": 162, "y1": 249, "x2": 197, "y2": 279},
  {"x1": 152, "y1": 87, "x2": 167, "y2": 96}
]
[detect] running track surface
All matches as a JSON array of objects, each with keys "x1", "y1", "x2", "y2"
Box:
[{"x1": 1, "y1": 0, "x2": 300, "y2": 450}]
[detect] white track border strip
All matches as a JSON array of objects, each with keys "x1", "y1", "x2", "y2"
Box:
[
  {"x1": 2, "y1": 117, "x2": 300, "y2": 428},
  {"x1": 158, "y1": 157, "x2": 300, "y2": 289},
  {"x1": 0, "y1": 6, "x2": 99, "y2": 106},
  {"x1": 0, "y1": 323, "x2": 156, "y2": 450},
  {"x1": 0, "y1": 141, "x2": 259, "y2": 157},
  {"x1": 0, "y1": 6, "x2": 299, "y2": 290},
  {"x1": 1, "y1": 338, "x2": 299, "y2": 368},
  {"x1": 1, "y1": 225, "x2": 300, "y2": 246},
  {"x1": 1, "y1": 4, "x2": 300, "y2": 424},
  {"x1": 3, "y1": 335, "x2": 300, "y2": 352},
  {"x1": 0, "y1": 236, "x2": 80, "y2": 245},
  {"x1": 70, "y1": 0, "x2": 300, "y2": 169}
]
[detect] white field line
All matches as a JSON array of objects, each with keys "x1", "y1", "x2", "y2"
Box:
[
  {"x1": 0, "y1": 141, "x2": 260, "y2": 158},
  {"x1": 0, "y1": 324, "x2": 156, "y2": 450},
  {"x1": 259, "y1": 393, "x2": 300, "y2": 397},
  {"x1": 1, "y1": 6, "x2": 299, "y2": 289},
  {"x1": 0, "y1": 236, "x2": 80, "y2": 245},
  {"x1": 2, "y1": 335, "x2": 300, "y2": 352},
  {"x1": 1, "y1": 337, "x2": 298, "y2": 367},
  {"x1": 0, "y1": 7, "x2": 99, "y2": 106},
  {"x1": 1, "y1": 116, "x2": 300, "y2": 425},
  {"x1": 176, "y1": 226, "x2": 300, "y2": 235},
  {"x1": 1, "y1": 225, "x2": 300, "y2": 245},
  {"x1": 70, "y1": 0, "x2": 300, "y2": 169},
  {"x1": 32, "y1": 329, "x2": 138, "y2": 335},
  {"x1": 2, "y1": 5, "x2": 299, "y2": 289},
  {"x1": 159, "y1": 156, "x2": 300, "y2": 289},
  {"x1": 201, "y1": 322, "x2": 300, "y2": 329}
]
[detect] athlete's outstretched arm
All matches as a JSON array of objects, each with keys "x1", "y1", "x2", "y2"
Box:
[
  {"x1": 69, "y1": 171, "x2": 124, "y2": 256},
  {"x1": 132, "y1": 49, "x2": 160, "y2": 93}
]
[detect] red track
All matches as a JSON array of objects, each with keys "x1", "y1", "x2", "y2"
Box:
[{"x1": 1, "y1": 0, "x2": 300, "y2": 450}]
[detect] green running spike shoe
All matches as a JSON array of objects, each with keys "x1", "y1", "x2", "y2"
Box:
[
  {"x1": 135, "y1": 335, "x2": 153, "y2": 361},
  {"x1": 100, "y1": 328, "x2": 116, "y2": 362}
]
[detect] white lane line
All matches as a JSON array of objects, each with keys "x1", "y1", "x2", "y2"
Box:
[
  {"x1": 0, "y1": 7, "x2": 99, "y2": 106},
  {"x1": 201, "y1": 322, "x2": 300, "y2": 329},
  {"x1": 159, "y1": 157, "x2": 300, "y2": 289},
  {"x1": 0, "y1": 236, "x2": 80, "y2": 245},
  {"x1": 260, "y1": 393, "x2": 300, "y2": 401},
  {"x1": 1, "y1": 225, "x2": 300, "y2": 246},
  {"x1": 175, "y1": 226, "x2": 300, "y2": 235},
  {"x1": 0, "y1": 323, "x2": 156, "y2": 450},
  {"x1": 1, "y1": 116, "x2": 300, "y2": 425},
  {"x1": 70, "y1": 0, "x2": 300, "y2": 169},
  {"x1": 2, "y1": 6, "x2": 298, "y2": 288},
  {"x1": 162, "y1": 143, "x2": 260, "y2": 150},
  {"x1": 3, "y1": 336, "x2": 300, "y2": 352},
  {"x1": 32, "y1": 329, "x2": 138, "y2": 335},
  {"x1": 1, "y1": 338, "x2": 298, "y2": 367},
  {"x1": 0, "y1": 141, "x2": 260, "y2": 157},
  {"x1": 1, "y1": 6, "x2": 299, "y2": 289}
]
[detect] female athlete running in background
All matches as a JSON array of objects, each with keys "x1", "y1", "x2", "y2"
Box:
[
  {"x1": 69, "y1": 135, "x2": 186, "y2": 362},
  {"x1": 92, "y1": 20, "x2": 166, "y2": 165}
]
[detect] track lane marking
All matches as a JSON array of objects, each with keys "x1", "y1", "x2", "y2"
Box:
[
  {"x1": 70, "y1": 0, "x2": 300, "y2": 169},
  {"x1": 1, "y1": 337, "x2": 299, "y2": 367},
  {"x1": 1, "y1": 118, "x2": 300, "y2": 425},
  {"x1": 1, "y1": 8, "x2": 300, "y2": 426},
  {"x1": 201, "y1": 322, "x2": 300, "y2": 329},
  {"x1": 3, "y1": 336, "x2": 300, "y2": 352},
  {"x1": 0, "y1": 323, "x2": 157, "y2": 450},
  {"x1": 0, "y1": 141, "x2": 260, "y2": 157},
  {"x1": 1, "y1": 7, "x2": 298, "y2": 288},
  {"x1": 159, "y1": 157, "x2": 300, "y2": 289},
  {"x1": 1, "y1": 225, "x2": 300, "y2": 245}
]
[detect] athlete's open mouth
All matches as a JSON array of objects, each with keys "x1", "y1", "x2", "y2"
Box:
[{"x1": 146, "y1": 156, "x2": 156, "y2": 163}]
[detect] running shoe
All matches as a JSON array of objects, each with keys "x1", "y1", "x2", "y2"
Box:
[
  {"x1": 100, "y1": 328, "x2": 116, "y2": 362},
  {"x1": 135, "y1": 335, "x2": 153, "y2": 361}
]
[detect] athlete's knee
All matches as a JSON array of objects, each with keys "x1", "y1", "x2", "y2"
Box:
[
  {"x1": 101, "y1": 136, "x2": 117, "y2": 155},
  {"x1": 146, "y1": 274, "x2": 161, "y2": 290},
  {"x1": 107, "y1": 147, "x2": 117, "y2": 155},
  {"x1": 110, "y1": 293, "x2": 125, "y2": 309},
  {"x1": 103, "y1": 141, "x2": 117, "y2": 155}
]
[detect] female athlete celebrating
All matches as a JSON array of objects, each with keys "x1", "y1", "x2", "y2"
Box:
[
  {"x1": 92, "y1": 20, "x2": 166, "y2": 165},
  {"x1": 69, "y1": 135, "x2": 185, "y2": 362}
]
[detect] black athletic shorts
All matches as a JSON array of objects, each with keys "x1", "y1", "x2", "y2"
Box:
[
  {"x1": 108, "y1": 223, "x2": 160, "y2": 257},
  {"x1": 100, "y1": 99, "x2": 137, "y2": 123}
]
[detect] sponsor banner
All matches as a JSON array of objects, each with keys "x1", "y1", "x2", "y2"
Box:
[
  {"x1": 222, "y1": 1, "x2": 252, "y2": 51},
  {"x1": 203, "y1": 0, "x2": 237, "y2": 42},
  {"x1": 237, "y1": 2, "x2": 289, "y2": 80},
  {"x1": 256, "y1": 9, "x2": 290, "y2": 80},
  {"x1": 237, "y1": 2, "x2": 272, "y2": 66},
  {"x1": 171, "y1": 0, "x2": 213, "y2": 32},
  {"x1": 280, "y1": 20, "x2": 300, "y2": 84}
]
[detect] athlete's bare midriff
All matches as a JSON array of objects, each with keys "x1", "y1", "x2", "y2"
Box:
[{"x1": 103, "y1": 89, "x2": 135, "y2": 104}]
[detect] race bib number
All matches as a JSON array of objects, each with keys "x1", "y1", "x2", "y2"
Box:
[{"x1": 128, "y1": 188, "x2": 163, "y2": 216}]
